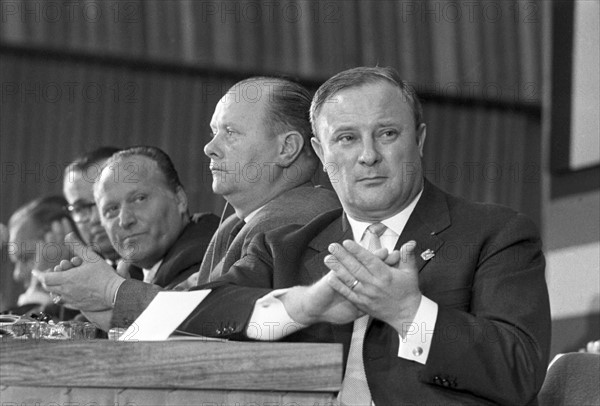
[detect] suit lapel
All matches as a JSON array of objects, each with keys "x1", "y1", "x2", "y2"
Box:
[
  {"x1": 395, "y1": 180, "x2": 451, "y2": 273},
  {"x1": 304, "y1": 215, "x2": 352, "y2": 282},
  {"x1": 196, "y1": 214, "x2": 239, "y2": 283}
]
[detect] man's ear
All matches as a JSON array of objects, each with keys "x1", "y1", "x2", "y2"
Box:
[
  {"x1": 416, "y1": 123, "x2": 427, "y2": 158},
  {"x1": 277, "y1": 131, "x2": 304, "y2": 167},
  {"x1": 310, "y1": 136, "x2": 325, "y2": 166},
  {"x1": 175, "y1": 186, "x2": 188, "y2": 215}
]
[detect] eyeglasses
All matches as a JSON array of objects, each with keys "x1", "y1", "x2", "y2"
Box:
[{"x1": 66, "y1": 202, "x2": 97, "y2": 223}]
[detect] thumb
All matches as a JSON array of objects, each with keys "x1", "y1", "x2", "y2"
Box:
[
  {"x1": 399, "y1": 240, "x2": 418, "y2": 271},
  {"x1": 115, "y1": 261, "x2": 131, "y2": 279},
  {"x1": 65, "y1": 232, "x2": 101, "y2": 263}
]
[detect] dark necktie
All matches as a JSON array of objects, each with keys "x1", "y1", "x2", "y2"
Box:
[{"x1": 198, "y1": 217, "x2": 245, "y2": 283}]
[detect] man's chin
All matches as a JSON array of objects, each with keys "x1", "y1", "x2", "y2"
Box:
[
  {"x1": 212, "y1": 181, "x2": 233, "y2": 196},
  {"x1": 92, "y1": 238, "x2": 117, "y2": 258}
]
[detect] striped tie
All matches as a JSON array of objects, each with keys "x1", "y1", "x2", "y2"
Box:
[{"x1": 339, "y1": 223, "x2": 387, "y2": 405}]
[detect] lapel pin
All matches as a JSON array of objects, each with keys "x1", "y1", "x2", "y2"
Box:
[{"x1": 421, "y1": 249, "x2": 435, "y2": 261}]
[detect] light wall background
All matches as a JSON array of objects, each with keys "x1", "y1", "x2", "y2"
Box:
[{"x1": 0, "y1": 0, "x2": 597, "y2": 357}]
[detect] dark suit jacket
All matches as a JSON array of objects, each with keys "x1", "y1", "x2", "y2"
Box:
[
  {"x1": 119, "y1": 212, "x2": 218, "y2": 289},
  {"x1": 180, "y1": 181, "x2": 551, "y2": 405},
  {"x1": 197, "y1": 183, "x2": 341, "y2": 283},
  {"x1": 111, "y1": 185, "x2": 339, "y2": 327}
]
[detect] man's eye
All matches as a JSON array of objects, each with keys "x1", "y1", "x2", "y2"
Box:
[
  {"x1": 72, "y1": 207, "x2": 85, "y2": 215},
  {"x1": 103, "y1": 206, "x2": 118, "y2": 218},
  {"x1": 134, "y1": 195, "x2": 147, "y2": 203},
  {"x1": 338, "y1": 134, "x2": 354, "y2": 143}
]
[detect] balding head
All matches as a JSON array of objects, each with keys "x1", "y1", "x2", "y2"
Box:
[{"x1": 205, "y1": 77, "x2": 319, "y2": 217}]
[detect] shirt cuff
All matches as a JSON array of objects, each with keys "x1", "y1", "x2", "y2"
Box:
[
  {"x1": 397, "y1": 295, "x2": 438, "y2": 364},
  {"x1": 246, "y1": 289, "x2": 306, "y2": 341},
  {"x1": 110, "y1": 277, "x2": 126, "y2": 308}
]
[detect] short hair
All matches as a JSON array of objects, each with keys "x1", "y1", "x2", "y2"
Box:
[
  {"x1": 9, "y1": 195, "x2": 77, "y2": 240},
  {"x1": 309, "y1": 66, "x2": 424, "y2": 135},
  {"x1": 64, "y1": 146, "x2": 121, "y2": 184},
  {"x1": 232, "y1": 77, "x2": 314, "y2": 156},
  {"x1": 68, "y1": 146, "x2": 121, "y2": 172},
  {"x1": 107, "y1": 146, "x2": 184, "y2": 193}
]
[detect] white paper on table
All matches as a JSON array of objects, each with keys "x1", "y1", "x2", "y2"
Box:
[{"x1": 119, "y1": 289, "x2": 212, "y2": 341}]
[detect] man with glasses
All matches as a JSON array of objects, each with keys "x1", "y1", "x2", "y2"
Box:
[{"x1": 63, "y1": 147, "x2": 122, "y2": 266}]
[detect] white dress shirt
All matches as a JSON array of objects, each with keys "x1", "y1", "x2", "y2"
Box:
[{"x1": 142, "y1": 259, "x2": 163, "y2": 284}]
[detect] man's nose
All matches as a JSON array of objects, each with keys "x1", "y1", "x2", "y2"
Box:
[
  {"x1": 89, "y1": 205, "x2": 101, "y2": 224},
  {"x1": 204, "y1": 132, "x2": 223, "y2": 160},
  {"x1": 358, "y1": 138, "x2": 381, "y2": 166},
  {"x1": 118, "y1": 206, "x2": 137, "y2": 228}
]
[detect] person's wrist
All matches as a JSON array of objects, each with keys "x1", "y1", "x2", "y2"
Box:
[
  {"x1": 390, "y1": 293, "x2": 423, "y2": 337},
  {"x1": 280, "y1": 286, "x2": 315, "y2": 325}
]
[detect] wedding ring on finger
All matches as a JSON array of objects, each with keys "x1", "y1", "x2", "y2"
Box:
[{"x1": 350, "y1": 279, "x2": 359, "y2": 290}]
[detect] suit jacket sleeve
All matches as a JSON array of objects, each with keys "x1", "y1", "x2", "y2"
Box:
[
  {"x1": 178, "y1": 236, "x2": 277, "y2": 338},
  {"x1": 111, "y1": 279, "x2": 163, "y2": 328}
]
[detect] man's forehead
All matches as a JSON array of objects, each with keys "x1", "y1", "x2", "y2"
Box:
[
  {"x1": 96, "y1": 155, "x2": 168, "y2": 195},
  {"x1": 63, "y1": 169, "x2": 94, "y2": 199},
  {"x1": 100, "y1": 155, "x2": 153, "y2": 181},
  {"x1": 316, "y1": 83, "x2": 412, "y2": 126}
]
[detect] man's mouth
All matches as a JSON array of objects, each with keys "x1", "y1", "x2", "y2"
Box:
[
  {"x1": 90, "y1": 229, "x2": 108, "y2": 242},
  {"x1": 357, "y1": 175, "x2": 387, "y2": 182},
  {"x1": 120, "y1": 233, "x2": 145, "y2": 244}
]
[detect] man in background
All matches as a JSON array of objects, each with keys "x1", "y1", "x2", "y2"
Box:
[
  {"x1": 63, "y1": 147, "x2": 121, "y2": 265},
  {"x1": 5, "y1": 196, "x2": 77, "y2": 318}
]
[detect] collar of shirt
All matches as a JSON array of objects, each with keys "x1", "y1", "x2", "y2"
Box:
[
  {"x1": 243, "y1": 205, "x2": 264, "y2": 224},
  {"x1": 142, "y1": 259, "x2": 164, "y2": 284},
  {"x1": 346, "y1": 189, "x2": 423, "y2": 251}
]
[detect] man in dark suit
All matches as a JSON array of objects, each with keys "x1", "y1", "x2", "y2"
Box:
[
  {"x1": 36, "y1": 146, "x2": 218, "y2": 312},
  {"x1": 178, "y1": 67, "x2": 551, "y2": 405}
]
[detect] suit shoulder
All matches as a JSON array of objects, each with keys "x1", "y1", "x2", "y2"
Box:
[
  {"x1": 444, "y1": 191, "x2": 540, "y2": 238},
  {"x1": 260, "y1": 208, "x2": 343, "y2": 246},
  {"x1": 247, "y1": 186, "x2": 340, "y2": 231},
  {"x1": 191, "y1": 212, "x2": 220, "y2": 227}
]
